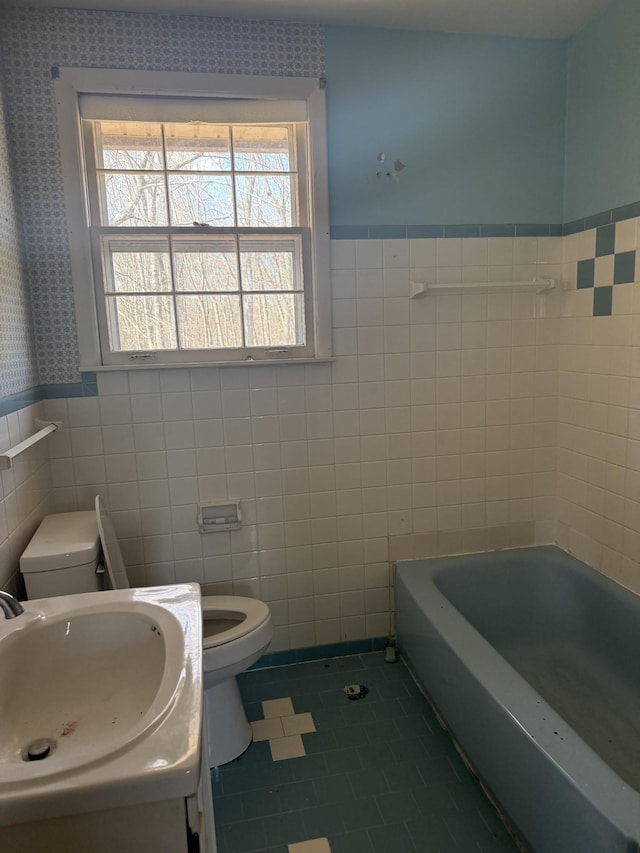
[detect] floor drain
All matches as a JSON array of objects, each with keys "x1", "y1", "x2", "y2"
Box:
[{"x1": 23, "y1": 738, "x2": 56, "y2": 761}]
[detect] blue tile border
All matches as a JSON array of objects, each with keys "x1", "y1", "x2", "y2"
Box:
[
  {"x1": 0, "y1": 372, "x2": 97, "y2": 417},
  {"x1": 480, "y1": 224, "x2": 515, "y2": 237},
  {"x1": 331, "y1": 199, "x2": 640, "y2": 241},
  {"x1": 368, "y1": 225, "x2": 406, "y2": 239},
  {"x1": 407, "y1": 225, "x2": 443, "y2": 239},
  {"x1": 518, "y1": 223, "x2": 563, "y2": 237},
  {"x1": 443, "y1": 224, "x2": 480, "y2": 238},
  {"x1": 330, "y1": 222, "x2": 563, "y2": 240},
  {"x1": 612, "y1": 201, "x2": 640, "y2": 223},
  {"x1": 250, "y1": 636, "x2": 388, "y2": 669},
  {"x1": 40, "y1": 371, "x2": 97, "y2": 399},
  {"x1": 585, "y1": 211, "x2": 612, "y2": 230},
  {"x1": 329, "y1": 225, "x2": 371, "y2": 240},
  {"x1": 0, "y1": 386, "x2": 41, "y2": 418},
  {"x1": 563, "y1": 219, "x2": 584, "y2": 236},
  {"x1": 565, "y1": 199, "x2": 640, "y2": 236}
]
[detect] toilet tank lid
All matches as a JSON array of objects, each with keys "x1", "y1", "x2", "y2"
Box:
[{"x1": 20, "y1": 512, "x2": 100, "y2": 572}]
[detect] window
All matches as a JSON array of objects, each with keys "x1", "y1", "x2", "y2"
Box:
[{"x1": 55, "y1": 70, "x2": 331, "y2": 367}]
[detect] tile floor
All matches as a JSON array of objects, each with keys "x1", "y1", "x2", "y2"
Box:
[{"x1": 212, "y1": 653, "x2": 520, "y2": 853}]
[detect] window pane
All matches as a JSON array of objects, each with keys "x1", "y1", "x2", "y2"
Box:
[
  {"x1": 107, "y1": 295, "x2": 177, "y2": 351},
  {"x1": 240, "y1": 239, "x2": 301, "y2": 292},
  {"x1": 110, "y1": 245, "x2": 171, "y2": 293},
  {"x1": 173, "y1": 237, "x2": 239, "y2": 292},
  {"x1": 236, "y1": 175, "x2": 294, "y2": 227},
  {"x1": 243, "y1": 293, "x2": 305, "y2": 347},
  {"x1": 233, "y1": 126, "x2": 292, "y2": 172},
  {"x1": 166, "y1": 124, "x2": 231, "y2": 171},
  {"x1": 95, "y1": 121, "x2": 164, "y2": 170},
  {"x1": 100, "y1": 173, "x2": 168, "y2": 226},
  {"x1": 176, "y1": 295, "x2": 242, "y2": 349},
  {"x1": 168, "y1": 175, "x2": 234, "y2": 226}
]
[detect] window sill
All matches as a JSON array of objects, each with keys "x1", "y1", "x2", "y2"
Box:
[{"x1": 89, "y1": 357, "x2": 335, "y2": 371}]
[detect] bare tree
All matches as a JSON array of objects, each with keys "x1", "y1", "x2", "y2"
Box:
[{"x1": 96, "y1": 120, "x2": 303, "y2": 351}]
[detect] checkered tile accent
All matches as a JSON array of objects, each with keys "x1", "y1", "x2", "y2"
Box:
[{"x1": 576, "y1": 222, "x2": 636, "y2": 316}]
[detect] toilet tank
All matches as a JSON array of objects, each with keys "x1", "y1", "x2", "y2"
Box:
[{"x1": 20, "y1": 511, "x2": 103, "y2": 599}]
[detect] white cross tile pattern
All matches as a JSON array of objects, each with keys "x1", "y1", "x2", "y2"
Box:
[
  {"x1": 282, "y1": 712, "x2": 316, "y2": 736},
  {"x1": 253, "y1": 696, "x2": 317, "y2": 761},
  {"x1": 270, "y1": 734, "x2": 306, "y2": 761},
  {"x1": 262, "y1": 697, "x2": 295, "y2": 719},
  {"x1": 251, "y1": 717, "x2": 285, "y2": 742}
]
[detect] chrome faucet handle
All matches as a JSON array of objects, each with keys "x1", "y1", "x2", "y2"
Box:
[{"x1": 0, "y1": 590, "x2": 25, "y2": 619}]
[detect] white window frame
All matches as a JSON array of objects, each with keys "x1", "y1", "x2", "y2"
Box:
[{"x1": 54, "y1": 68, "x2": 331, "y2": 369}]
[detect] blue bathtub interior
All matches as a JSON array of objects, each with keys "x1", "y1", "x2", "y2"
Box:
[
  {"x1": 396, "y1": 545, "x2": 640, "y2": 853},
  {"x1": 433, "y1": 546, "x2": 640, "y2": 791}
]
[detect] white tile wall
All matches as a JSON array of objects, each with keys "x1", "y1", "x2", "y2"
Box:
[
  {"x1": 7, "y1": 229, "x2": 640, "y2": 646},
  {"x1": 44, "y1": 236, "x2": 559, "y2": 651},
  {"x1": 0, "y1": 402, "x2": 54, "y2": 593},
  {"x1": 557, "y1": 219, "x2": 640, "y2": 593}
]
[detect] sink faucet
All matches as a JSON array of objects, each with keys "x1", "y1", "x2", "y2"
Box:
[{"x1": 0, "y1": 591, "x2": 25, "y2": 619}]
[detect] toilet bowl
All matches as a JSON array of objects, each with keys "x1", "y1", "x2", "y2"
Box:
[{"x1": 19, "y1": 498, "x2": 273, "y2": 767}]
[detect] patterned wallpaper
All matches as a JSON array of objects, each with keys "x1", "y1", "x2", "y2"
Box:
[
  {"x1": 0, "y1": 66, "x2": 38, "y2": 398},
  {"x1": 0, "y1": 8, "x2": 325, "y2": 385}
]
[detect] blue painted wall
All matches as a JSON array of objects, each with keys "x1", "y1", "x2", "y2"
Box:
[
  {"x1": 325, "y1": 26, "x2": 567, "y2": 227},
  {"x1": 564, "y1": 0, "x2": 640, "y2": 222}
]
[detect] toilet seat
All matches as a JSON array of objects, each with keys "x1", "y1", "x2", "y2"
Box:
[
  {"x1": 201, "y1": 596, "x2": 270, "y2": 648},
  {"x1": 95, "y1": 496, "x2": 132, "y2": 591}
]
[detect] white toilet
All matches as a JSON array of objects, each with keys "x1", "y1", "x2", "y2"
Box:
[{"x1": 19, "y1": 497, "x2": 273, "y2": 768}]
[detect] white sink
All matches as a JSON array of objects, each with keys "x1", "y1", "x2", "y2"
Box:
[{"x1": 0, "y1": 585, "x2": 202, "y2": 826}]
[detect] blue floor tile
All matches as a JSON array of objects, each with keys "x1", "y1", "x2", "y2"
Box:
[
  {"x1": 329, "y1": 828, "x2": 375, "y2": 853},
  {"x1": 368, "y1": 822, "x2": 417, "y2": 853},
  {"x1": 383, "y1": 760, "x2": 427, "y2": 792},
  {"x1": 323, "y1": 745, "x2": 363, "y2": 774},
  {"x1": 212, "y1": 792, "x2": 244, "y2": 824},
  {"x1": 348, "y1": 766, "x2": 390, "y2": 798},
  {"x1": 375, "y1": 789, "x2": 423, "y2": 825},
  {"x1": 221, "y1": 818, "x2": 266, "y2": 853},
  {"x1": 213, "y1": 653, "x2": 520, "y2": 853},
  {"x1": 278, "y1": 779, "x2": 316, "y2": 811},
  {"x1": 301, "y1": 802, "x2": 346, "y2": 837},
  {"x1": 262, "y1": 809, "x2": 307, "y2": 847},
  {"x1": 313, "y1": 772, "x2": 353, "y2": 805},
  {"x1": 337, "y1": 795, "x2": 384, "y2": 830},
  {"x1": 291, "y1": 753, "x2": 329, "y2": 781},
  {"x1": 406, "y1": 813, "x2": 458, "y2": 852}
]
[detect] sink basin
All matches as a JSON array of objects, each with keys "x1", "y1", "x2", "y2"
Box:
[
  {"x1": 1, "y1": 609, "x2": 170, "y2": 774},
  {"x1": 0, "y1": 585, "x2": 202, "y2": 826}
]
